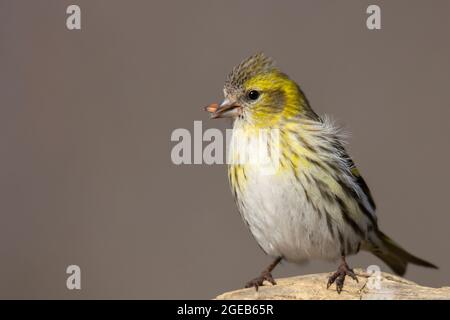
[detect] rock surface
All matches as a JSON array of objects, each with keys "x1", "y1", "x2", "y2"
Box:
[{"x1": 216, "y1": 269, "x2": 450, "y2": 300}]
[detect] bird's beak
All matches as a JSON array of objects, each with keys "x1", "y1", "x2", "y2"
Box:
[{"x1": 204, "y1": 99, "x2": 242, "y2": 119}]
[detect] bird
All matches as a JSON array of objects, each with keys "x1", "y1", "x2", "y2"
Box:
[{"x1": 204, "y1": 53, "x2": 437, "y2": 293}]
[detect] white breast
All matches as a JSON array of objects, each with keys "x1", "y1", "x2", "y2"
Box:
[{"x1": 228, "y1": 126, "x2": 343, "y2": 263}]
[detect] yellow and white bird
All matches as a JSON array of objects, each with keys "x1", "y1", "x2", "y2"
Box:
[{"x1": 205, "y1": 53, "x2": 437, "y2": 292}]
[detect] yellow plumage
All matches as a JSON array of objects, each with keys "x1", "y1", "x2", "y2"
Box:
[{"x1": 207, "y1": 53, "x2": 437, "y2": 292}]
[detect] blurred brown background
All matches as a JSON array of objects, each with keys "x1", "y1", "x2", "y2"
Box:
[{"x1": 0, "y1": 0, "x2": 449, "y2": 299}]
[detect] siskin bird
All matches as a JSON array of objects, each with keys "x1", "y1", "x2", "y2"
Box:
[{"x1": 205, "y1": 53, "x2": 437, "y2": 293}]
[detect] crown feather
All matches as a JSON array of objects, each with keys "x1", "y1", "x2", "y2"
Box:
[{"x1": 225, "y1": 53, "x2": 276, "y2": 90}]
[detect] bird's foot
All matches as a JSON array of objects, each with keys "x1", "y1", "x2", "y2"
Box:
[
  {"x1": 245, "y1": 270, "x2": 277, "y2": 291},
  {"x1": 327, "y1": 260, "x2": 358, "y2": 294}
]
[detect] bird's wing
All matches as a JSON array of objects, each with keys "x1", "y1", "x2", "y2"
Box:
[
  {"x1": 350, "y1": 166, "x2": 376, "y2": 211},
  {"x1": 336, "y1": 141, "x2": 378, "y2": 224},
  {"x1": 294, "y1": 116, "x2": 378, "y2": 226}
]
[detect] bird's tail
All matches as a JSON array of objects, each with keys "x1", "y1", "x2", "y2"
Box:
[{"x1": 366, "y1": 229, "x2": 438, "y2": 276}]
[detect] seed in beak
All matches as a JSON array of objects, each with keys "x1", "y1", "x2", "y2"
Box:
[{"x1": 204, "y1": 103, "x2": 219, "y2": 113}]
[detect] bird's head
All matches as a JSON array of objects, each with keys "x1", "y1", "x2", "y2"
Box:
[{"x1": 206, "y1": 53, "x2": 318, "y2": 127}]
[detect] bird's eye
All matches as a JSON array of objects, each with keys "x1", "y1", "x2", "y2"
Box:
[{"x1": 247, "y1": 90, "x2": 260, "y2": 101}]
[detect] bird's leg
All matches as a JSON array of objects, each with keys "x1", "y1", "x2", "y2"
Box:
[
  {"x1": 245, "y1": 256, "x2": 282, "y2": 291},
  {"x1": 327, "y1": 256, "x2": 358, "y2": 294}
]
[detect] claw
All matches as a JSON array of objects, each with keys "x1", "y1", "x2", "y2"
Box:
[
  {"x1": 327, "y1": 258, "x2": 358, "y2": 294},
  {"x1": 245, "y1": 271, "x2": 277, "y2": 291},
  {"x1": 245, "y1": 257, "x2": 282, "y2": 291}
]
